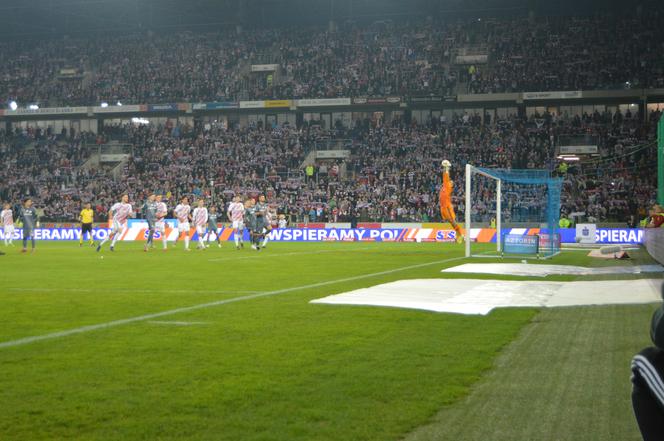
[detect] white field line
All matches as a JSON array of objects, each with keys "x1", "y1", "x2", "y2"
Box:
[
  {"x1": 7, "y1": 288, "x2": 263, "y2": 295},
  {"x1": 0, "y1": 256, "x2": 465, "y2": 349},
  {"x1": 207, "y1": 247, "x2": 372, "y2": 263}
]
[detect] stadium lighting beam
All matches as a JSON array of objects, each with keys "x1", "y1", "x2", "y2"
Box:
[
  {"x1": 562, "y1": 156, "x2": 580, "y2": 161},
  {"x1": 9, "y1": 101, "x2": 17, "y2": 111},
  {"x1": 100, "y1": 102, "x2": 109, "y2": 108},
  {"x1": 28, "y1": 104, "x2": 39, "y2": 110},
  {"x1": 117, "y1": 101, "x2": 122, "y2": 106}
]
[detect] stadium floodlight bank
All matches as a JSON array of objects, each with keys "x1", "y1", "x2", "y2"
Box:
[{"x1": 465, "y1": 165, "x2": 563, "y2": 259}]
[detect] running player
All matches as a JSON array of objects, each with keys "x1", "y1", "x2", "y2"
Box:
[
  {"x1": 2, "y1": 202, "x2": 15, "y2": 246},
  {"x1": 19, "y1": 198, "x2": 40, "y2": 253},
  {"x1": 192, "y1": 199, "x2": 209, "y2": 250},
  {"x1": 97, "y1": 194, "x2": 133, "y2": 252},
  {"x1": 255, "y1": 194, "x2": 271, "y2": 249},
  {"x1": 78, "y1": 202, "x2": 95, "y2": 247},
  {"x1": 155, "y1": 194, "x2": 169, "y2": 251},
  {"x1": 207, "y1": 205, "x2": 222, "y2": 248},
  {"x1": 227, "y1": 195, "x2": 245, "y2": 250},
  {"x1": 439, "y1": 160, "x2": 464, "y2": 243},
  {"x1": 174, "y1": 196, "x2": 192, "y2": 251},
  {"x1": 142, "y1": 193, "x2": 158, "y2": 252}
]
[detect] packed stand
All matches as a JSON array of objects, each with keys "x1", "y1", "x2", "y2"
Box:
[
  {"x1": 3, "y1": 10, "x2": 664, "y2": 106},
  {"x1": 0, "y1": 108, "x2": 657, "y2": 225}
]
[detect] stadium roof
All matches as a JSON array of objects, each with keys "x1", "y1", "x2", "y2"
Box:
[{"x1": 0, "y1": 0, "x2": 655, "y2": 39}]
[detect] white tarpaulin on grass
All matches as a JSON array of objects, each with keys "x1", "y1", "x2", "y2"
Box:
[
  {"x1": 441, "y1": 263, "x2": 664, "y2": 277},
  {"x1": 310, "y1": 278, "x2": 662, "y2": 315}
]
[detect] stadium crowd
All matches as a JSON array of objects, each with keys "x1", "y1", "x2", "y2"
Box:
[
  {"x1": 2, "y1": 11, "x2": 664, "y2": 107},
  {"x1": 0, "y1": 107, "x2": 657, "y2": 225}
]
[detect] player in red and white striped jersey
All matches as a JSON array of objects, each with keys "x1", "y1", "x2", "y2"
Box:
[
  {"x1": 1, "y1": 203, "x2": 14, "y2": 246},
  {"x1": 227, "y1": 195, "x2": 245, "y2": 250},
  {"x1": 192, "y1": 199, "x2": 209, "y2": 250},
  {"x1": 155, "y1": 194, "x2": 169, "y2": 250},
  {"x1": 97, "y1": 194, "x2": 133, "y2": 252},
  {"x1": 174, "y1": 196, "x2": 192, "y2": 251}
]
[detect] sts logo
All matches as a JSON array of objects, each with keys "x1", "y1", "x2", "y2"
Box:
[
  {"x1": 582, "y1": 227, "x2": 589, "y2": 237},
  {"x1": 143, "y1": 230, "x2": 162, "y2": 240},
  {"x1": 435, "y1": 230, "x2": 457, "y2": 242}
]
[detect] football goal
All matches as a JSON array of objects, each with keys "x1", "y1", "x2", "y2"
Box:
[{"x1": 464, "y1": 165, "x2": 563, "y2": 259}]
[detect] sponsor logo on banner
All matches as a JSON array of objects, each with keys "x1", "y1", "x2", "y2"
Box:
[
  {"x1": 575, "y1": 223, "x2": 597, "y2": 244},
  {"x1": 251, "y1": 64, "x2": 279, "y2": 72},
  {"x1": 559, "y1": 145, "x2": 598, "y2": 155},
  {"x1": 353, "y1": 97, "x2": 401, "y2": 105},
  {"x1": 264, "y1": 100, "x2": 292, "y2": 108},
  {"x1": 93, "y1": 104, "x2": 142, "y2": 113},
  {"x1": 239, "y1": 101, "x2": 266, "y2": 109},
  {"x1": 522, "y1": 91, "x2": 582, "y2": 100},
  {"x1": 193, "y1": 102, "x2": 239, "y2": 110},
  {"x1": 147, "y1": 103, "x2": 180, "y2": 112},
  {"x1": 296, "y1": 98, "x2": 352, "y2": 107},
  {"x1": 503, "y1": 234, "x2": 539, "y2": 254},
  {"x1": 0, "y1": 225, "x2": 643, "y2": 244},
  {"x1": 410, "y1": 96, "x2": 444, "y2": 103},
  {"x1": 6, "y1": 106, "x2": 89, "y2": 116}
]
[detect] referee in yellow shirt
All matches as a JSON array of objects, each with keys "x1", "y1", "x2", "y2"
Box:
[{"x1": 79, "y1": 203, "x2": 95, "y2": 247}]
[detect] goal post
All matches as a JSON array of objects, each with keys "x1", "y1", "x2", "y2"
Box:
[{"x1": 465, "y1": 165, "x2": 563, "y2": 259}]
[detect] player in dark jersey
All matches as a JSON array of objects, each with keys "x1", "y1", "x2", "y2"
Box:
[
  {"x1": 142, "y1": 193, "x2": 158, "y2": 252},
  {"x1": 18, "y1": 198, "x2": 39, "y2": 253},
  {"x1": 255, "y1": 194, "x2": 271, "y2": 249},
  {"x1": 206, "y1": 205, "x2": 222, "y2": 248},
  {"x1": 244, "y1": 198, "x2": 260, "y2": 251}
]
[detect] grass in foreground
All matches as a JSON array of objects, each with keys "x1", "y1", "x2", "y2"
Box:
[{"x1": 0, "y1": 241, "x2": 660, "y2": 440}]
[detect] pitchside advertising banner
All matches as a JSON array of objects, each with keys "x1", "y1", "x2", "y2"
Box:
[
  {"x1": 503, "y1": 234, "x2": 539, "y2": 255},
  {"x1": 0, "y1": 225, "x2": 646, "y2": 243}
]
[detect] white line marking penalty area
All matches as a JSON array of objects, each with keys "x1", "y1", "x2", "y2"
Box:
[{"x1": 0, "y1": 256, "x2": 465, "y2": 350}]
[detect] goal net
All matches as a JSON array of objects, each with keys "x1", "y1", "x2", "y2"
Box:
[{"x1": 464, "y1": 165, "x2": 563, "y2": 259}]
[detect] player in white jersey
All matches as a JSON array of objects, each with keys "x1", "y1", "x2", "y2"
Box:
[
  {"x1": 1, "y1": 203, "x2": 14, "y2": 246},
  {"x1": 174, "y1": 196, "x2": 192, "y2": 251},
  {"x1": 227, "y1": 195, "x2": 245, "y2": 250},
  {"x1": 97, "y1": 194, "x2": 133, "y2": 252},
  {"x1": 154, "y1": 194, "x2": 169, "y2": 250},
  {"x1": 192, "y1": 199, "x2": 209, "y2": 250}
]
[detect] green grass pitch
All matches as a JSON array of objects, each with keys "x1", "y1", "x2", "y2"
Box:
[{"x1": 0, "y1": 241, "x2": 660, "y2": 440}]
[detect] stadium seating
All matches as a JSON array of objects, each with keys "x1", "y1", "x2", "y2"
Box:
[
  {"x1": 0, "y1": 108, "x2": 657, "y2": 223},
  {"x1": 2, "y1": 13, "x2": 663, "y2": 106}
]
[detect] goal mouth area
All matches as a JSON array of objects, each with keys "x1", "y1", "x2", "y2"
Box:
[{"x1": 464, "y1": 165, "x2": 563, "y2": 259}]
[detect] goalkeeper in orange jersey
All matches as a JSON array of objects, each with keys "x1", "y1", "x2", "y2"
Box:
[{"x1": 439, "y1": 160, "x2": 464, "y2": 243}]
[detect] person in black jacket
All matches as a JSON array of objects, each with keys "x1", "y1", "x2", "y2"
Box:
[{"x1": 631, "y1": 283, "x2": 664, "y2": 441}]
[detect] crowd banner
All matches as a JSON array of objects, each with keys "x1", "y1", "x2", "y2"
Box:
[{"x1": 0, "y1": 226, "x2": 646, "y2": 244}]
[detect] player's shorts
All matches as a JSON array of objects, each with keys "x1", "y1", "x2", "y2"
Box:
[
  {"x1": 440, "y1": 203, "x2": 456, "y2": 222},
  {"x1": 81, "y1": 223, "x2": 93, "y2": 234},
  {"x1": 155, "y1": 220, "x2": 166, "y2": 233},
  {"x1": 195, "y1": 225, "x2": 206, "y2": 236},
  {"x1": 177, "y1": 222, "x2": 190, "y2": 233},
  {"x1": 4, "y1": 225, "x2": 15, "y2": 236},
  {"x1": 232, "y1": 220, "x2": 244, "y2": 230},
  {"x1": 111, "y1": 221, "x2": 127, "y2": 235}
]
